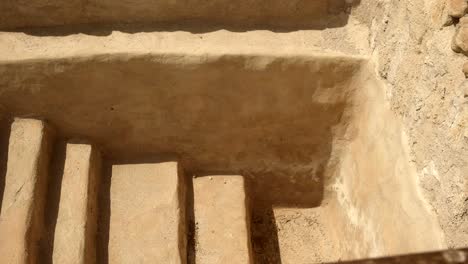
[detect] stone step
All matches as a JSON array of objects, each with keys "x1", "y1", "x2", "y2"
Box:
[
  {"x1": 0, "y1": 118, "x2": 53, "y2": 264},
  {"x1": 109, "y1": 162, "x2": 186, "y2": 264},
  {"x1": 0, "y1": 0, "x2": 349, "y2": 29},
  {"x1": 53, "y1": 143, "x2": 101, "y2": 264},
  {"x1": 193, "y1": 175, "x2": 253, "y2": 264}
]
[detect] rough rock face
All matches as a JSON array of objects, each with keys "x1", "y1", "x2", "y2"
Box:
[
  {"x1": 453, "y1": 16, "x2": 468, "y2": 53},
  {"x1": 448, "y1": 0, "x2": 468, "y2": 18},
  {"x1": 352, "y1": 0, "x2": 468, "y2": 250}
]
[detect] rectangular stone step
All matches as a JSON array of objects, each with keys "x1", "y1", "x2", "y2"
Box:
[
  {"x1": 0, "y1": 118, "x2": 53, "y2": 264},
  {"x1": 193, "y1": 175, "x2": 253, "y2": 264},
  {"x1": 53, "y1": 143, "x2": 101, "y2": 264},
  {"x1": 109, "y1": 162, "x2": 186, "y2": 264}
]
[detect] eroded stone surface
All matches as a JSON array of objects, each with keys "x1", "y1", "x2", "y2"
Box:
[
  {"x1": 352, "y1": 0, "x2": 468, "y2": 251},
  {"x1": 109, "y1": 162, "x2": 186, "y2": 264},
  {"x1": 448, "y1": 0, "x2": 468, "y2": 18},
  {"x1": 453, "y1": 16, "x2": 468, "y2": 53},
  {"x1": 463, "y1": 62, "x2": 468, "y2": 78},
  {"x1": 53, "y1": 144, "x2": 101, "y2": 264},
  {"x1": 0, "y1": 118, "x2": 53, "y2": 264},
  {"x1": 193, "y1": 175, "x2": 253, "y2": 264}
]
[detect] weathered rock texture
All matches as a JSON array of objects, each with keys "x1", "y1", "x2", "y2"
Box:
[
  {"x1": 109, "y1": 162, "x2": 186, "y2": 264},
  {"x1": 53, "y1": 143, "x2": 101, "y2": 264},
  {"x1": 193, "y1": 175, "x2": 253, "y2": 264},
  {"x1": 352, "y1": 0, "x2": 468, "y2": 251},
  {"x1": 0, "y1": 119, "x2": 53, "y2": 264},
  {"x1": 448, "y1": 0, "x2": 468, "y2": 18},
  {"x1": 453, "y1": 16, "x2": 468, "y2": 53}
]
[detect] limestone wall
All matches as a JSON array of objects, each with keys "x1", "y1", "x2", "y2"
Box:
[{"x1": 351, "y1": 0, "x2": 468, "y2": 248}]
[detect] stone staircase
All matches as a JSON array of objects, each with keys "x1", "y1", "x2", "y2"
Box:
[
  {"x1": 0, "y1": 118, "x2": 252, "y2": 264},
  {"x1": 0, "y1": 119, "x2": 463, "y2": 263},
  {"x1": 0, "y1": 0, "x2": 457, "y2": 263}
]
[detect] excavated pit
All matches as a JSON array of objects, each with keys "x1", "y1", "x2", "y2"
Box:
[
  {"x1": 0, "y1": 0, "x2": 460, "y2": 262},
  {"x1": 0, "y1": 54, "x2": 362, "y2": 206},
  {"x1": 0, "y1": 52, "x2": 447, "y2": 263}
]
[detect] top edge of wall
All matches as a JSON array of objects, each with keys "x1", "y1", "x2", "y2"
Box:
[{"x1": 0, "y1": 51, "x2": 369, "y2": 66}]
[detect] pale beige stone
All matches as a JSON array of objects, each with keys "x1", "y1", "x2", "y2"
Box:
[
  {"x1": 448, "y1": 0, "x2": 468, "y2": 18},
  {"x1": 463, "y1": 61, "x2": 468, "y2": 78},
  {"x1": 0, "y1": 118, "x2": 53, "y2": 264},
  {"x1": 109, "y1": 162, "x2": 186, "y2": 264},
  {"x1": 53, "y1": 144, "x2": 101, "y2": 264},
  {"x1": 452, "y1": 16, "x2": 468, "y2": 53},
  {"x1": 430, "y1": 0, "x2": 454, "y2": 27},
  {"x1": 193, "y1": 175, "x2": 253, "y2": 264}
]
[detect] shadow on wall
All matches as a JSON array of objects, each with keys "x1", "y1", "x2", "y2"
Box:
[
  {"x1": 0, "y1": 55, "x2": 359, "y2": 263},
  {"x1": 92, "y1": 112, "x2": 340, "y2": 264},
  {"x1": 247, "y1": 169, "x2": 327, "y2": 264},
  {"x1": 0, "y1": 99, "x2": 345, "y2": 264},
  {"x1": 1, "y1": 0, "x2": 361, "y2": 36},
  {"x1": 97, "y1": 161, "x2": 111, "y2": 264},
  {"x1": 0, "y1": 118, "x2": 12, "y2": 214},
  {"x1": 41, "y1": 141, "x2": 67, "y2": 263}
]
